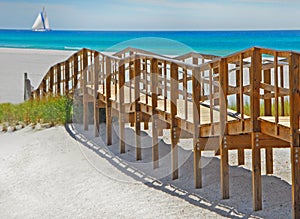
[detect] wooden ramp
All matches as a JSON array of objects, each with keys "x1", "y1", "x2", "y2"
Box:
[{"x1": 31, "y1": 47, "x2": 300, "y2": 218}]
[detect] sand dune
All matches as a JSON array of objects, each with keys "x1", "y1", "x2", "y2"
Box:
[{"x1": 0, "y1": 48, "x2": 73, "y2": 104}]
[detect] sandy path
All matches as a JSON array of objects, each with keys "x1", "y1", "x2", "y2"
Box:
[{"x1": 0, "y1": 126, "x2": 226, "y2": 218}]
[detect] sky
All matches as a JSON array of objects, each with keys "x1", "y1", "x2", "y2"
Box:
[{"x1": 0, "y1": 0, "x2": 300, "y2": 30}]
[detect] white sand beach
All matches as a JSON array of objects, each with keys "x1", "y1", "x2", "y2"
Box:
[
  {"x1": 0, "y1": 48, "x2": 74, "y2": 104},
  {"x1": 0, "y1": 48, "x2": 293, "y2": 218}
]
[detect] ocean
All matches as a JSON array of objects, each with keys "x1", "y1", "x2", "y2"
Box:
[{"x1": 1, "y1": 29, "x2": 300, "y2": 56}]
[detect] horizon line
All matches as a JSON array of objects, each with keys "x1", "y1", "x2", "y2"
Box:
[{"x1": 1, "y1": 28, "x2": 300, "y2": 32}]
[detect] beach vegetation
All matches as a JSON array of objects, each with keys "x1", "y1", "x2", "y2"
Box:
[{"x1": 228, "y1": 100, "x2": 290, "y2": 116}]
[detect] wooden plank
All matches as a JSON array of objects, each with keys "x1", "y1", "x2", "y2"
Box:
[
  {"x1": 134, "y1": 58, "x2": 142, "y2": 160},
  {"x1": 263, "y1": 68, "x2": 273, "y2": 174},
  {"x1": 290, "y1": 52, "x2": 300, "y2": 219},
  {"x1": 239, "y1": 54, "x2": 245, "y2": 131},
  {"x1": 144, "y1": 121, "x2": 149, "y2": 130},
  {"x1": 119, "y1": 63, "x2": 126, "y2": 154},
  {"x1": 49, "y1": 67, "x2": 54, "y2": 94},
  {"x1": 129, "y1": 55, "x2": 134, "y2": 127},
  {"x1": 82, "y1": 50, "x2": 89, "y2": 131},
  {"x1": 94, "y1": 52, "x2": 100, "y2": 137},
  {"x1": 238, "y1": 149, "x2": 245, "y2": 165},
  {"x1": 170, "y1": 63, "x2": 179, "y2": 180},
  {"x1": 65, "y1": 61, "x2": 70, "y2": 94},
  {"x1": 73, "y1": 54, "x2": 79, "y2": 90},
  {"x1": 57, "y1": 63, "x2": 61, "y2": 95},
  {"x1": 265, "y1": 148, "x2": 273, "y2": 174},
  {"x1": 280, "y1": 66, "x2": 285, "y2": 116},
  {"x1": 252, "y1": 132, "x2": 262, "y2": 211},
  {"x1": 105, "y1": 57, "x2": 112, "y2": 145},
  {"x1": 263, "y1": 69, "x2": 271, "y2": 116},
  {"x1": 250, "y1": 47, "x2": 262, "y2": 211},
  {"x1": 274, "y1": 52, "x2": 279, "y2": 135},
  {"x1": 151, "y1": 58, "x2": 159, "y2": 168},
  {"x1": 192, "y1": 66, "x2": 202, "y2": 188},
  {"x1": 233, "y1": 59, "x2": 245, "y2": 164},
  {"x1": 163, "y1": 61, "x2": 167, "y2": 111},
  {"x1": 219, "y1": 58, "x2": 229, "y2": 199}
]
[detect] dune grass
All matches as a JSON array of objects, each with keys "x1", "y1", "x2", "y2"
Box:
[
  {"x1": 0, "y1": 96, "x2": 72, "y2": 125},
  {"x1": 228, "y1": 100, "x2": 290, "y2": 116}
]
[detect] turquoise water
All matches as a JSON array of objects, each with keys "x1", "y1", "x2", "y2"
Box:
[{"x1": 1, "y1": 29, "x2": 300, "y2": 56}]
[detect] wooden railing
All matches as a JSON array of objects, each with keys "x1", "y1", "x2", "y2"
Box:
[{"x1": 31, "y1": 46, "x2": 300, "y2": 218}]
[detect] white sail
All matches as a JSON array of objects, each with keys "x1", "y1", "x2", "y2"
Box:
[
  {"x1": 44, "y1": 15, "x2": 50, "y2": 30},
  {"x1": 32, "y1": 13, "x2": 43, "y2": 30},
  {"x1": 32, "y1": 7, "x2": 51, "y2": 31}
]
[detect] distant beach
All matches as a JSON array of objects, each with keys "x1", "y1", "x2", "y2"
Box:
[{"x1": 0, "y1": 48, "x2": 73, "y2": 103}]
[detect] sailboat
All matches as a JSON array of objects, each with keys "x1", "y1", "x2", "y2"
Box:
[{"x1": 32, "y1": 7, "x2": 51, "y2": 31}]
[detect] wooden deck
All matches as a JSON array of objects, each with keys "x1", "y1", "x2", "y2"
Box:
[{"x1": 31, "y1": 47, "x2": 300, "y2": 218}]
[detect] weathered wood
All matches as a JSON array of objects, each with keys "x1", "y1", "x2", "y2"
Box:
[
  {"x1": 144, "y1": 121, "x2": 149, "y2": 130},
  {"x1": 263, "y1": 68, "x2": 273, "y2": 174},
  {"x1": 219, "y1": 58, "x2": 229, "y2": 199},
  {"x1": 73, "y1": 54, "x2": 79, "y2": 90},
  {"x1": 274, "y1": 52, "x2": 279, "y2": 135},
  {"x1": 170, "y1": 63, "x2": 179, "y2": 180},
  {"x1": 280, "y1": 66, "x2": 285, "y2": 116},
  {"x1": 250, "y1": 47, "x2": 262, "y2": 211},
  {"x1": 82, "y1": 50, "x2": 89, "y2": 131},
  {"x1": 290, "y1": 52, "x2": 300, "y2": 219},
  {"x1": 119, "y1": 63, "x2": 126, "y2": 154},
  {"x1": 57, "y1": 63, "x2": 61, "y2": 95},
  {"x1": 94, "y1": 52, "x2": 100, "y2": 137},
  {"x1": 151, "y1": 58, "x2": 159, "y2": 168},
  {"x1": 134, "y1": 58, "x2": 142, "y2": 160},
  {"x1": 105, "y1": 57, "x2": 112, "y2": 145},
  {"x1": 238, "y1": 149, "x2": 245, "y2": 165},
  {"x1": 49, "y1": 67, "x2": 54, "y2": 94},
  {"x1": 192, "y1": 66, "x2": 202, "y2": 188},
  {"x1": 252, "y1": 132, "x2": 262, "y2": 211},
  {"x1": 65, "y1": 61, "x2": 70, "y2": 94}
]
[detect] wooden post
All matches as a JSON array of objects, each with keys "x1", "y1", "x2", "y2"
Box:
[
  {"x1": 94, "y1": 52, "x2": 100, "y2": 137},
  {"x1": 65, "y1": 61, "x2": 70, "y2": 95},
  {"x1": 57, "y1": 64, "x2": 61, "y2": 95},
  {"x1": 119, "y1": 62, "x2": 126, "y2": 154},
  {"x1": 82, "y1": 50, "x2": 89, "y2": 131},
  {"x1": 129, "y1": 54, "x2": 134, "y2": 127},
  {"x1": 106, "y1": 57, "x2": 112, "y2": 145},
  {"x1": 43, "y1": 78, "x2": 47, "y2": 97},
  {"x1": 170, "y1": 63, "x2": 179, "y2": 180},
  {"x1": 219, "y1": 58, "x2": 229, "y2": 199},
  {"x1": 236, "y1": 66, "x2": 245, "y2": 165},
  {"x1": 151, "y1": 58, "x2": 159, "y2": 168},
  {"x1": 134, "y1": 57, "x2": 142, "y2": 160},
  {"x1": 250, "y1": 47, "x2": 262, "y2": 211},
  {"x1": 49, "y1": 67, "x2": 54, "y2": 95},
  {"x1": 73, "y1": 54, "x2": 79, "y2": 90},
  {"x1": 263, "y1": 68, "x2": 273, "y2": 174},
  {"x1": 193, "y1": 66, "x2": 202, "y2": 188},
  {"x1": 290, "y1": 52, "x2": 300, "y2": 219},
  {"x1": 24, "y1": 73, "x2": 32, "y2": 101}
]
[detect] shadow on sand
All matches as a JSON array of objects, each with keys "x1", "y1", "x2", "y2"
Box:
[{"x1": 65, "y1": 123, "x2": 291, "y2": 219}]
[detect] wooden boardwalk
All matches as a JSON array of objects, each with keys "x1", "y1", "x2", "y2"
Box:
[{"x1": 31, "y1": 47, "x2": 300, "y2": 218}]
